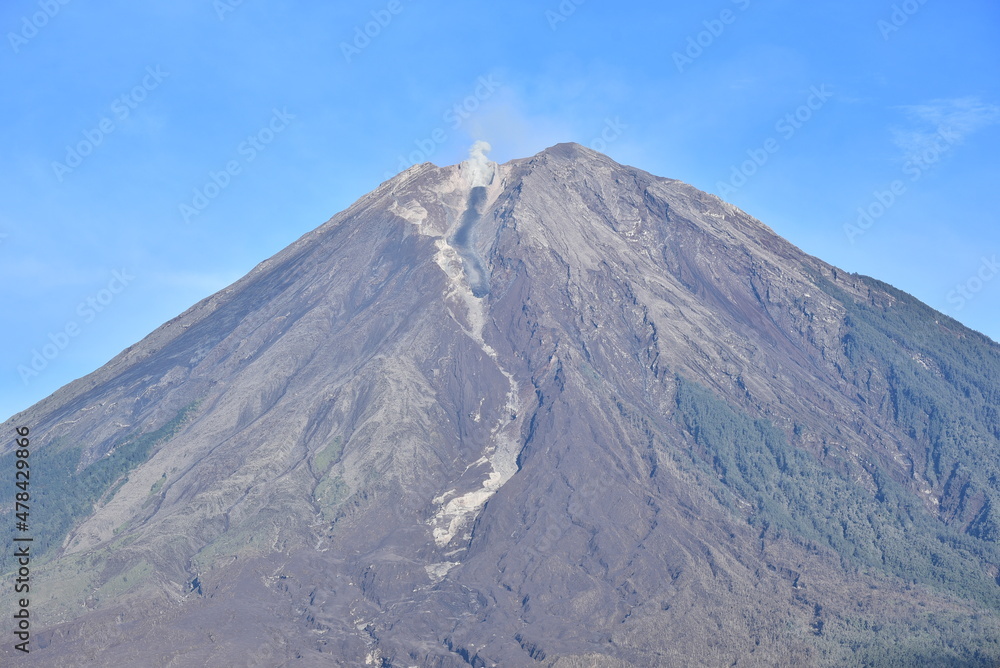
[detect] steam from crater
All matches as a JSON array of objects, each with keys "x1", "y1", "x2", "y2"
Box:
[{"x1": 463, "y1": 140, "x2": 495, "y2": 187}]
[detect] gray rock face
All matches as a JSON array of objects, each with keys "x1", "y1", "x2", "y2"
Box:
[{"x1": 3, "y1": 143, "x2": 1000, "y2": 667}]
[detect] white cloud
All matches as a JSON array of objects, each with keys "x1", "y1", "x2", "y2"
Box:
[{"x1": 892, "y1": 96, "x2": 1000, "y2": 160}]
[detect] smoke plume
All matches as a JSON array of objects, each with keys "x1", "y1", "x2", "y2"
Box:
[{"x1": 464, "y1": 140, "x2": 495, "y2": 187}]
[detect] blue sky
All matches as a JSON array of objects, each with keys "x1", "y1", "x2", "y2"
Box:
[{"x1": 2, "y1": 0, "x2": 998, "y2": 422}]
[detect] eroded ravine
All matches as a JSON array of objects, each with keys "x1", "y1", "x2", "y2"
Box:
[
  {"x1": 423, "y1": 156, "x2": 524, "y2": 558},
  {"x1": 449, "y1": 185, "x2": 491, "y2": 298}
]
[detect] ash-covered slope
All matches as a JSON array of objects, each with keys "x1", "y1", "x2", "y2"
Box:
[{"x1": 3, "y1": 143, "x2": 1000, "y2": 667}]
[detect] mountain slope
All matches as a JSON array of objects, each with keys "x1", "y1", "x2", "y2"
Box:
[{"x1": 3, "y1": 143, "x2": 1000, "y2": 667}]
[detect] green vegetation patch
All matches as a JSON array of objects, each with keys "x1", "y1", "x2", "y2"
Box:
[
  {"x1": 673, "y1": 375, "x2": 1000, "y2": 611},
  {"x1": 94, "y1": 559, "x2": 154, "y2": 601},
  {"x1": 191, "y1": 510, "x2": 283, "y2": 571},
  {"x1": 149, "y1": 472, "x2": 167, "y2": 496},
  {"x1": 817, "y1": 608, "x2": 1000, "y2": 667},
  {"x1": 312, "y1": 435, "x2": 343, "y2": 476},
  {"x1": 315, "y1": 474, "x2": 350, "y2": 520},
  {"x1": 824, "y1": 274, "x2": 1000, "y2": 541},
  {"x1": 0, "y1": 402, "x2": 199, "y2": 570}
]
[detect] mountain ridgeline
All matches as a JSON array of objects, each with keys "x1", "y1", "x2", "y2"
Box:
[{"x1": 2, "y1": 143, "x2": 1000, "y2": 667}]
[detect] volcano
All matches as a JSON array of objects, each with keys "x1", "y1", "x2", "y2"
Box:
[{"x1": 3, "y1": 143, "x2": 1000, "y2": 667}]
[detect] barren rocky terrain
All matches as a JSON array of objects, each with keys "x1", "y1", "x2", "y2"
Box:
[{"x1": 3, "y1": 143, "x2": 1000, "y2": 666}]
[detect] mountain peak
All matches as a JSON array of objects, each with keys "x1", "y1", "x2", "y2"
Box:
[
  {"x1": 515, "y1": 141, "x2": 624, "y2": 173},
  {"x1": 536, "y1": 140, "x2": 595, "y2": 158}
]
